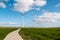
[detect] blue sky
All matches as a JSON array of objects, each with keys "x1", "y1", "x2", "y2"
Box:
[{"x1": 0, "y1": 0, "x2": 60, "y2": 27}]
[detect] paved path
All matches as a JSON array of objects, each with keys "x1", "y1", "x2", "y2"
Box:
[{"x1": 4, "y1": 29, "x2": 23, "y2": 40}]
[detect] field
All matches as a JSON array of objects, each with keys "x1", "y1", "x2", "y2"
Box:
[
  {"x1": 19, "y1": 28, "x2": 60, "y2": 40},
  {"x1": 0, "y1": 27, "x2": 18, "y2": 40}
]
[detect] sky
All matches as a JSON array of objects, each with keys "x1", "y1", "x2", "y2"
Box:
[{"x1": 0, "y1": 0, "x2": 60, "y2": 27}]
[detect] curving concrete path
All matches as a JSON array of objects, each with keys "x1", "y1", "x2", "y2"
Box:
[{"x1": 4, "y1": 29, "x2": 23, "y2": 40}]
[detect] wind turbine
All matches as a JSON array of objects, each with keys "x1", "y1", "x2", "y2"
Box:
[
  {"x1": 21, "y1": 13, "x2": 25, "y2": 27},
  {"x1": 14, "y1": 0, "x2": 46, "y2": 27}
]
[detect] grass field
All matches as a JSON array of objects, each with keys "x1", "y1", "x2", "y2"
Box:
[
  {"x1": 19, "y1": 28, "x2": 60, "y2": 40},
  {"x1": 0, "y1": 27, "x2": 18, "y2": 40}
]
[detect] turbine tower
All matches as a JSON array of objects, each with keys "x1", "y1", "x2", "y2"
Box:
[{"x1": 21, "y1": 14, "x2": 25, "y2": 27}]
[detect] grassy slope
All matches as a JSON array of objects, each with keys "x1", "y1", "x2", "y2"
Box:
[
  {"x1": 19, "y1": 28, "x2": 60, "y2": 40},
  {"x1": 0, "y1": 27, "x2": 18, "y2": 40}
]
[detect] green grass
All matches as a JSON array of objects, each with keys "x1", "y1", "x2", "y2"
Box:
[
  {"x1": 19, "y1": 28, "x2": 60, "y2": 40},
  {"x1": 0, "y1": 27, "x2": 18, "y2": 40}
]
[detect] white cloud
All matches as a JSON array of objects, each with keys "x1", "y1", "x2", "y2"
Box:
[
  {"x1": 34, "y1": 0, "x2": 46, "y2": 6},
  {"x1": 9, "y1": 22, "x2": 16, "y2": 24},
  {"x1": 0, "y1": 2, "x2": 6, "y2": 8},
  {"x1": 0, "y1": 22, "x2": 7, "y2": 24},
  {"x1": 0, "y1": 0, "x2": 9, "y2": 8},
  {"x1": 55, "y1": 3, "x2": 60, "y2": 7},
  {"x1": 33, "y1": 12, "x2": 60, "y2": 24},
  {"x1": 14, "y1": 0, "x2": 46, "y2": 13},
  {"x1": 0, "y1": 22, "x2": 17, "y2": 27},
  {"x1": 14, "y1": 0, "x2": 34, "y2": 13},
  {"x1": 35, "y1": 7, "x2": 40, "y2": 10},
  {"x1": 0, "y1": 22, "x2": 16, "y2": 25}
]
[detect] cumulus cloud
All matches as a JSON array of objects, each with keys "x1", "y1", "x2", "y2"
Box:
[
  {"x1": 34, "y1": 0, "x2": 46, "y2": 6},
  {"x1": 35, "y1": 7, "x2": 40, "y2": 11},
  {"x1": 0, "y1": 2, "x2": 6, "y2": 8},
  {"x1": 33, "y1": 12, "x2": 60, "y2": 24},
  {"x1": 14, "y1": 0, "x2": 46, "y2": 13},
  {"x1": 0, "y1": 22, "x2": 7, "y2": 24},
  {"x1": 9, "y1": 22, "x2": 16, "y2": 24},
  {"x1": 55, "y1": 3, "x2": 60, "y2": 7},
  {"x1": 0, "y1": 0, "x2": 9, "y2": 8},
  {"x1": 0, "y1": 22, "x2": 16, "y2": 25}
]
